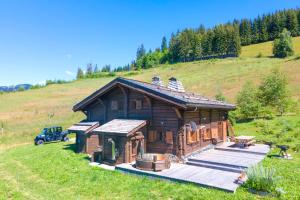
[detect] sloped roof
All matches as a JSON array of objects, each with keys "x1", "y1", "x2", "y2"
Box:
[
  {"x1": 68, "y1": 122, "x2": 99, "y2": 134},
  {"x1": 93, "y1": 119, "x2": 146, "y2": 136},
  {"x1": 73, "y1": 77, "x2": 235, "y2": 111}
]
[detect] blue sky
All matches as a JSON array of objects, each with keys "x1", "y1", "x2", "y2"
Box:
[{"x1": 0, "y1": 0, "x2": 299, "y2": 86}]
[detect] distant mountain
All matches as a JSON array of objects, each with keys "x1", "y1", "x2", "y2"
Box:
[{"x1": 0, "y1": 84, "x2": 32, "y2": 92}]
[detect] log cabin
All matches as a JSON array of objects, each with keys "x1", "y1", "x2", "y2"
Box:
[{"x1": 68, "y1": 76, "x2": 235, "y2": 165}]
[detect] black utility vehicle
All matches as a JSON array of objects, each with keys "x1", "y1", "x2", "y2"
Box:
[{"x1": 34, "y1": 126, "x2": 69, "y2": 145}]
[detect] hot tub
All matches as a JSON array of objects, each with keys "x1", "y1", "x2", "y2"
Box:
[{"x1": 135, "y1": 153, "x2": 171, "y2": 171}]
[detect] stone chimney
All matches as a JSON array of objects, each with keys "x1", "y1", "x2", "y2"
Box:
[
  {"x1": 167, "y1": 77, "x2": 185, "y2": 92},
  {"x1": 152, "y1": 76, "x2": 164, "y2": 87}
]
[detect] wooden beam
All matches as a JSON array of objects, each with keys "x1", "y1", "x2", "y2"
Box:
[
  {"x1": 96, "y1": 98, "x2": 106, "y2": 122},
  {"x1": 173, "y1": 107, "x2": 183, "y2": 119},
  {"x1": 118, "y1": 85, "x2": 128, "y2": 118},
  {"x1": 144, "y1": 95, "x2": 153, "y2": 123}
]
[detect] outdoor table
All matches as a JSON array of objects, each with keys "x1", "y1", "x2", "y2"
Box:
[{"x1": 235, "y1": 136, "x2": 256, "y2": 148}]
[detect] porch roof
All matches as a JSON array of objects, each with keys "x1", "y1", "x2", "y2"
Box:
[
  {"x1": 68, "y1": 121, "x2": 99, "y2": 134},
  {"x1": 93, "y1": 119, "x2": 146, "y2": 136}
]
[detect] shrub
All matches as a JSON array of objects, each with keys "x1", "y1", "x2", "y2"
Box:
[
  {"x1": 258, "y1": 69, "x2": 289, "y2": 115},
  {"x1": 273, "y1": 29, "x2": 294, "y2": 58},
  {"x1": 236, "y1": 81, "x2": 261, "y2": 119},
  {"x1": 245, "y1": 165, "x2": 278, "y2": 192},
  {"x1": 258, "y1": 121, "x2": 274, "y2": 135},
  {"x1": 292, "y1": 144, "x2": 300, "y2": 152}
]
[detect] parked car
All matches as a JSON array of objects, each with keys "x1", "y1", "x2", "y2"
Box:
[{"x1": 34, "y1": 126, "x2": 69, "y2": 145}]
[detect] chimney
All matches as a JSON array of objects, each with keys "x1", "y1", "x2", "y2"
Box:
[
  {"x1": 167, "y1": 77, "x2": 185, "y2": 92},
  {"x1": 152, "y1": 76, "x2": 164, "y2": 87}
]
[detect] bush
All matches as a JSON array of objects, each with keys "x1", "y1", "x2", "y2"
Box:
[
  {"x1": 292, "y1": 144, "x2": 300, "y2": 152},
  {"x1": 257, "y1": 120, "x2": 274, "y2": 135},
  {"x1": 236, "y1": 81, "x2": 261, "y2": 119},
  {"x1": 273, "y1": 29, "x2": 294, "y2": 58},
  {"x1": 245, "y1": 165, "x2": 278, "y2": 192},
  {"x1": 258, "y1": 69, "x2": 289, "y2": 115}
]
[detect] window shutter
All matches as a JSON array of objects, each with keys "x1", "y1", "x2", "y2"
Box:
[
  {"x1": 148, "y1": 130, "x2": 157, "y2": 142},
  {"x1": 196, "y1": 129, "x2": 200, "y2": 141},
  {"x1": 204, "y1": 128, "x2": 211, "y2": 140},
  {"x1": 165, "y1": 131, "x2": 173, "y2": 144},
  {"x1": 186, "y1": 130, "x2": 191, "y2": 144}
]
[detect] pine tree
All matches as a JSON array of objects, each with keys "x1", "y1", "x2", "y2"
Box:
[
  {"x1": 258, "y1": 69, "x2": 289, "y2": 114},
  {"x1": 268, "y1": 14, "x2": 281, "y2": 40},
  {"x1": 285, "y1": 10, "x2": 299, "y2": 36},
  {"x1": 201, "y1": 30, "x2": 213, "y2": 56},
  {"x1": 273, "y1": 28, "x2": 294, "y2": 58},
  {"x1": 226, "y1": 25, "x2": 241, "y2": 56},
  {"x1": 239, "y1": 19, "x2": 252, "y2": 45},
  {"x1": 298, "y1": 10, "x2": 300, "y2": 33},
  {"x1": 76, "y1": 68, "x2": 84, "y2": 79},
  {"x1": 161, "y1": 36, "x2": 168, "y2": 52},
  {"x1": 86, "y1": 63, "x2": 93, "y2": 76},
  {"x1": 258, "y1": 15, "x2": 268, "y2": 42},
  {"x1": 168, "y1": 32, "x2": 181, "y2": 63},
  {"x1": 94, "y1": 64, "x2": 99, "y2": 73},
  {"x1": 251, "y1": 18, "x2": 259, "y2": 43},
  {"x1": 136, "y1": 44, "x2": 146, "y2": 60}
]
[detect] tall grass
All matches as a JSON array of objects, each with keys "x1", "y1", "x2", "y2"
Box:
[{"x1": 245, "y1": 164, "x2": 278, "y2": 192}]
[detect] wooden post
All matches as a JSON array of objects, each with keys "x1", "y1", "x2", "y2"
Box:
[{"x1": 118, "y1": 85, "x2": 128, "y2": 118}]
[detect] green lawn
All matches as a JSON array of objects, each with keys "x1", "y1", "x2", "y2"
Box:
[
  {"x1": 0, "y1": 116, "x2": 299, "y2": 200},
  {"x1": 0, "y1": 38, "x2": 300, "y2": 199}
]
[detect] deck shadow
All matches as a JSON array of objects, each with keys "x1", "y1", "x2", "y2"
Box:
[{"x1": 63, "y1": 143, "x2": 90, "y2": 161}]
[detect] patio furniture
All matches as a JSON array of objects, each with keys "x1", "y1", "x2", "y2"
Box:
[{"x1": 235, "y1": 136, "x2": 256, "y2": 148}]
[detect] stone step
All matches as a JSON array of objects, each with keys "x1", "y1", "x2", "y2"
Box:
[
  {"x1": 186, "y1": 161, "x2": 244, "y2": 173},
  {"x1": 215, "y1": 146, "x2": 267, "y2": 155},
  {"x1": 188, "y1": 158, "x2": 248, "y2": 169}
]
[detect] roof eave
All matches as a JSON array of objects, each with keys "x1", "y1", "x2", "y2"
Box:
[
  {"x1": 73, "y1": 77, "x2": 188, "y2": 111},
  {"x1": 186, "y1": 103, "x2": 236, "y2": 110}
]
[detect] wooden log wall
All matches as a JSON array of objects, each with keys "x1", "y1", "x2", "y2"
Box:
[{"x1": 86, "y1": 133, "x2": 102, "y2": 155}]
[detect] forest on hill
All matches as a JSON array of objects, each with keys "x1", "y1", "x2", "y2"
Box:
[
  {"x1": 75, "y1": 8, "x2": 300, "y2": 75},
  {"x1": 133, "y1": 8, "x2": 300, "y2": 69}
]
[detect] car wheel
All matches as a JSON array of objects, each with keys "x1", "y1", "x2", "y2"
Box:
[
  {"x1": 63, "y1": 137, "x2": 69, "y2": 142},
  {"x1": 36, "y1": 140, "x2": 44, "y2": 145}
]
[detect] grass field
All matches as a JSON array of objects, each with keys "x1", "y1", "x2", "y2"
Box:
[{"x1": 0, "y1": 38, "x2": 300, "y2": 199}]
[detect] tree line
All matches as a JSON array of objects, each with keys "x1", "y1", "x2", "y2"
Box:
[
  {"x1": 76, "y1": 8, "x2": 299, "y2": 78},
  {"x1": 134, "y1": 8, "x2": 300, "y2": 69}
]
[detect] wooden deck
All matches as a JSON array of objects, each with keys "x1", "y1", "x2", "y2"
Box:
[{"x1": 116, "y1": 142, "x2": 270, "y2": 193}]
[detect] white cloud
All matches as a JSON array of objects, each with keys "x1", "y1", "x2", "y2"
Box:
[{"x1": 65, "y1": 70, "x2": 75, "y2": 76}]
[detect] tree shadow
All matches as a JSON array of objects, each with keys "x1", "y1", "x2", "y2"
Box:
[
  {"x1": 236, "y1": 118, "x2": 254, "y2": 124},
  {"x1": 63, "y1": 143, "x2": 77, "y2": 152}
]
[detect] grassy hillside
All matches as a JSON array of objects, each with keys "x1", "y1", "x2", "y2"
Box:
[
  {"x1": 0, "y1": 38, "x2": 300, "y2": 199},
  {"x1": 241, "y1": 36, "x2": 300, "y2": 58}
]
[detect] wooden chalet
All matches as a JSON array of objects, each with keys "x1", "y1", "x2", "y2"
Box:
[{"x1": 69, "y1": 76, "x2": 235, "y2": 165}]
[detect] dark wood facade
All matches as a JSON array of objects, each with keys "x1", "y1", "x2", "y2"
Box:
[{"x1": 77, "y1": 84, "x2": 229, "y2": 162}]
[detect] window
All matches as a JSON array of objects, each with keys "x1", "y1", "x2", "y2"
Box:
[
  {"x1": 111, "y1": 100, "x2": 118, "y2": 110},
  {"x1": 165, "y1": 131, "x2": 173, "y2": 144},
  {"x1": 135, "y1": 100, "x2": 142, "y2": 110},
  {"x1": 148, "y1": 130, "x2": 157, "y2": 142},
  {"x1": 130, "y1": 100, "x2": 142, "y2": 110},
  {"x1": 187, "y1": 130, "x2": 198, "y2": 144},
  {"x1": 148, "y1": 130, "x2": 164, "y2": 143}
]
